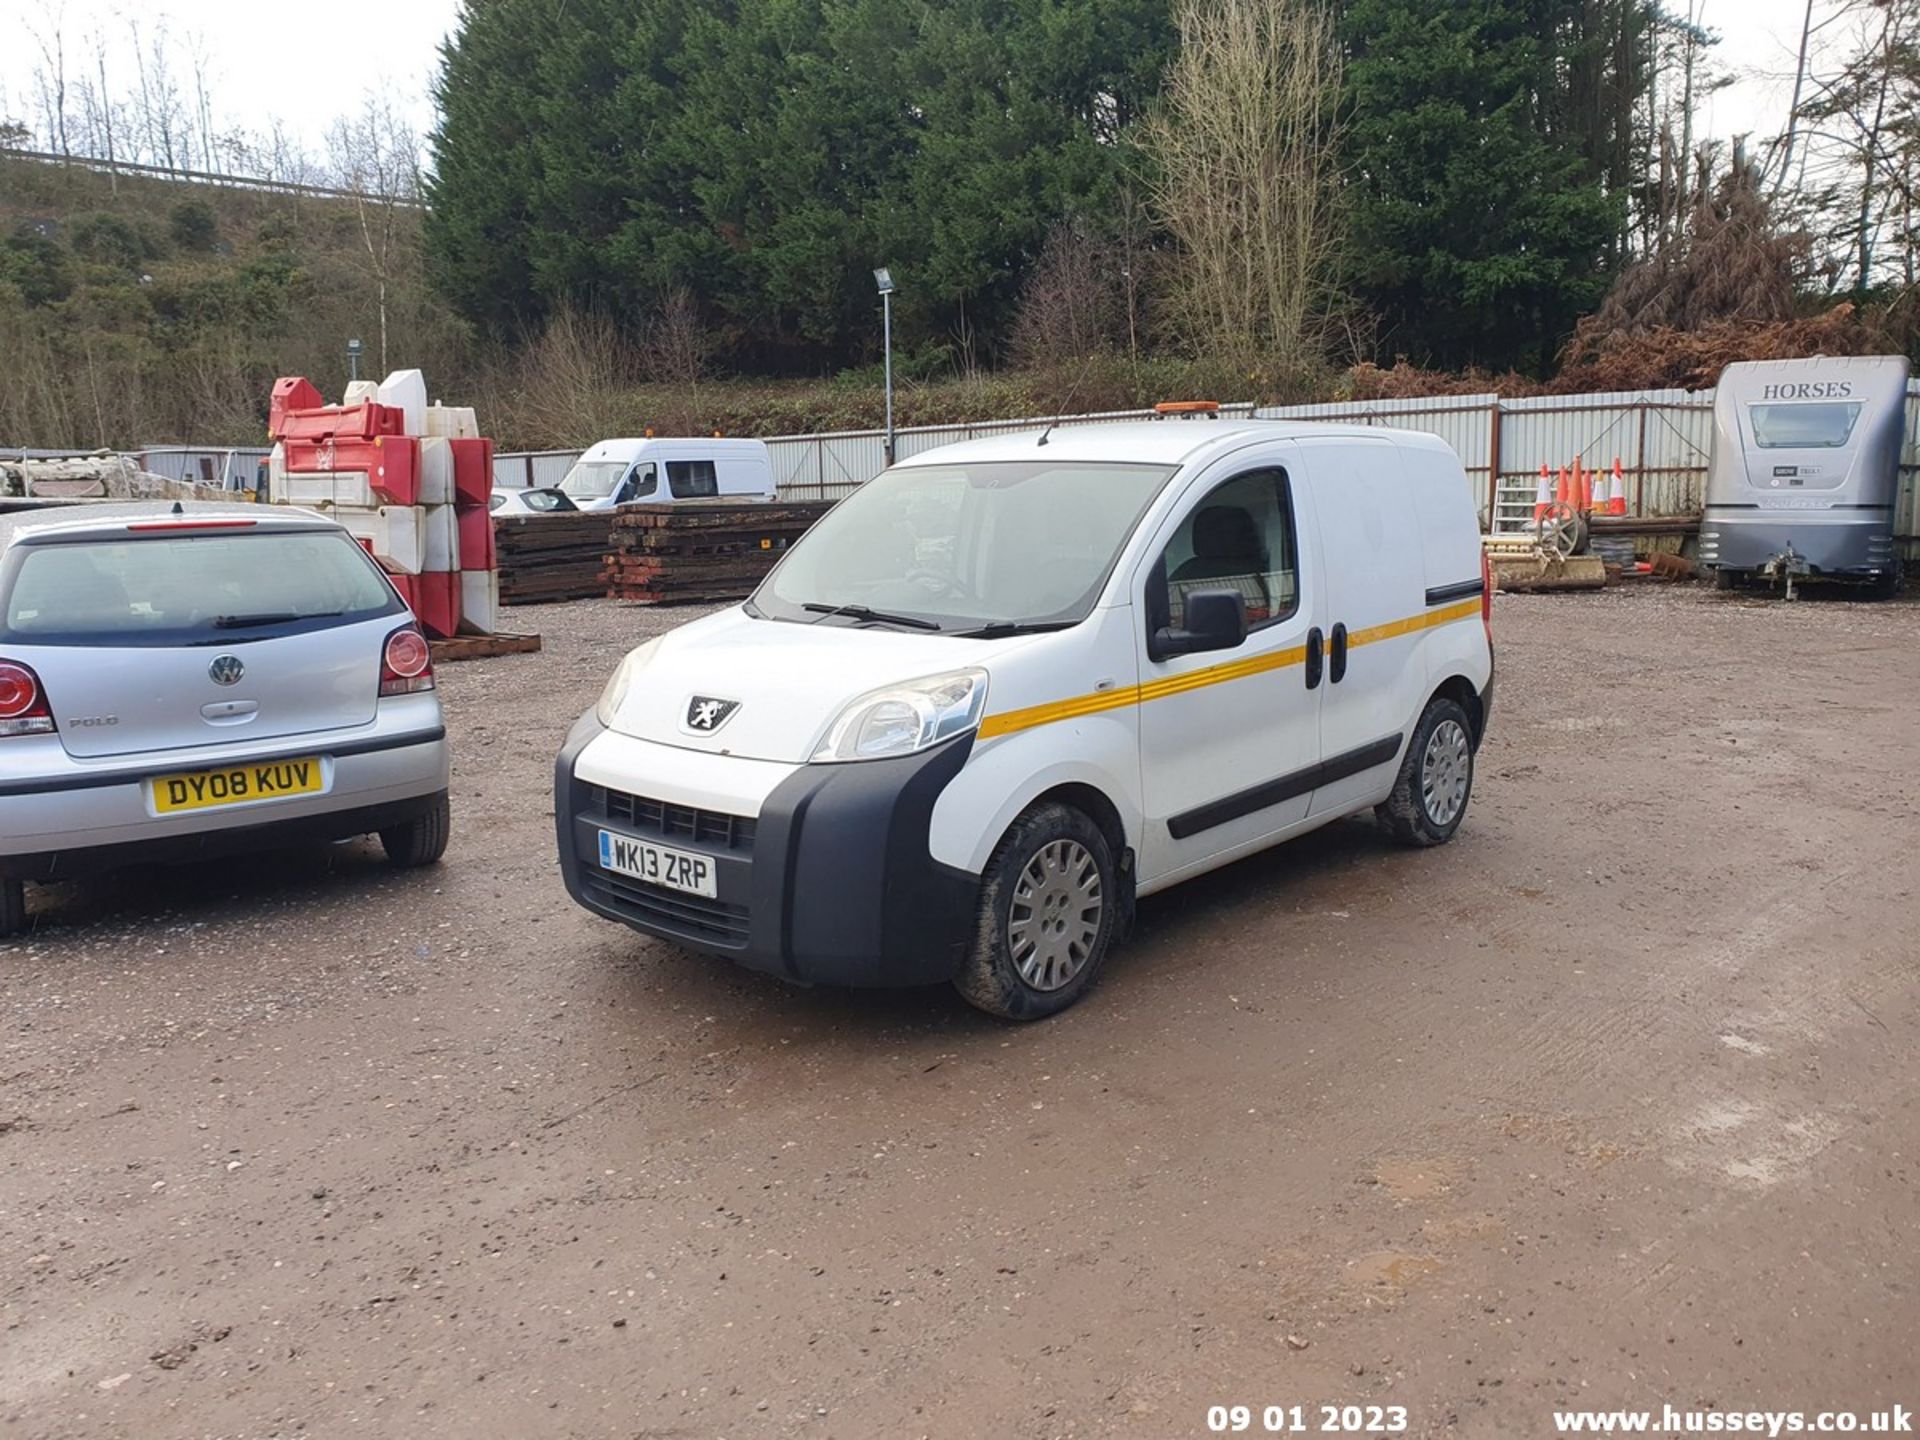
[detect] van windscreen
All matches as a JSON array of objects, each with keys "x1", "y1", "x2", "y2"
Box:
[
  {"x1": 1749, "y1": 402, "x2": 1864, "y2": 449},
  {"x1": 754, "y1": 460, "x2": 1177, "y2": 632},
  {"x1": 559, "y1": 460, "x2": 627, "y2": 500}
]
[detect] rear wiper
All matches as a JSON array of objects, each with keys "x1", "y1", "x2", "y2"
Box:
[
  {"x1": 801, "y1": 602, "x2": 940, "y2": 631},
  {"x1": 956, "y1": 620, "x2": 1078, "y2": 639},
  {"x1": 212, "y1": 609, "x2": 343, "y2": 629}
]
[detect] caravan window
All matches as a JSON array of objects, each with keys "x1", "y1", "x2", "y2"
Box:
[{"x1": 1749, "y1": 403, "x2": 1864, "y2": 449}]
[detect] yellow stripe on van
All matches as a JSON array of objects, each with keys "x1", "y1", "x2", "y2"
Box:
[{"x1": 975, "y1": 597, "x2": 1481, "y2": 741}]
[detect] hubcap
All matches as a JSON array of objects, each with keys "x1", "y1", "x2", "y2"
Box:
[
  {"x1": 1421, "y1": 719, "x2": 1472, "y2": 827},
  {"x1": 1007, "y1": 838, "x2": 1104, "y2": 992}
]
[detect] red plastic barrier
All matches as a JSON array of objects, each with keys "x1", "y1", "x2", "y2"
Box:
[
  {"x1": 457, "y1": 506, "x2": 496, "y2": 571},
  {"x1": 448, "y1": 438, "x2": 493, "y2": 508},
  {"x1": 269, "y1": 377, "x2": 324, "y2": 438},
  {"x1": 276, "y1": 401, "x2": 406, "y2": 444},
  {"x1": 284, "y1": 436, "x2": 419, "y2": 505},
  {"x1": 412, "y1": 571, "x2": 461, "y2": 639}
]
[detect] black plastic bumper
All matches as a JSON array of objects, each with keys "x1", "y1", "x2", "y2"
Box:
[
  {"x1": 1, "y1": 791, "x2": 445, "y2": 882},
  {"x1": 554, "y1": 712, "x2": 980, "y2": 987}
]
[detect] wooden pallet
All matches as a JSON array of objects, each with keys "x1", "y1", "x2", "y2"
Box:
[{"x1": 429, "y1": 632, "x2": 543, "y2": 662}]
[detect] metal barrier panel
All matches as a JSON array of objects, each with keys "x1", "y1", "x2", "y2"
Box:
[{"x1": 485, "y1": 384, "x2": 1919, "y2": 553}]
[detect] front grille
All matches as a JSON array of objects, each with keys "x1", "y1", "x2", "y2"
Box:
[
  {"x1": 583, "y1": 869, "x2": 751, "y2": 948},
  {"x1": 589, "y1": 785, "x2": 756, "y2": 853}
]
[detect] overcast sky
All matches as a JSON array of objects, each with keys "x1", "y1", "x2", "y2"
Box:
[{"x1": 0, "y1": 0, "x2": 1819, "y2": 165}]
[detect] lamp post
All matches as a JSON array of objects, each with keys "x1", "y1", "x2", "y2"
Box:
[
  {"x1": 873, "y1": 267, "x2": 896, "y2": 464},
  {"x1": 347, "y1": 337, "x2": 364, "y2": 385}
]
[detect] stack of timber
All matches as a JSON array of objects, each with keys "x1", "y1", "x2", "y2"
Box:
[
  {"x1": 604, "y1": 500, "x2": 834, "y2": 604},
  {"x1": 495, "y1": 512, "x2": 614, "y2": 604}
]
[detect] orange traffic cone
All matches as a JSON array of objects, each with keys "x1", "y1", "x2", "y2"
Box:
[
  {"x1": 1576, "y1": 458, "x2": 1592, "y2": 514},
  {"x1": 1556, "y1": 465, "x2": 1571, "y2": 506},
  {"x1": 1608, "y1": 458, "x2": 1628, "y2": 516},
  {"x1": 1534, "y1": 464, "x2": 1553, "y2": 523}
]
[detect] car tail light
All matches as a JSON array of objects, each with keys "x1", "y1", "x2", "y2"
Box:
[
  {"x1": 380, "y1": 625, "x2": 435, "y2": 697},
  {"x1": 0, "y1": 660, "x2": 55, "y2": 737}
]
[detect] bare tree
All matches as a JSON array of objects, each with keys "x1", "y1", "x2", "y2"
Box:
[
  {"x1": 1008, "y1": 219, "x2": 1124, "y2": 369},
  {"x1": 1139, "y1": 0, "x2": 1345, "y2": 376},
  {"x1": 26, "y1": 1, "x2": 72, "y2": 158},
  {"x1": 637, "y1": 287, "x2": 712, "y2": 419},
  {"x1": 325, "y1": 97, "x2": 424, "y2": 374}
]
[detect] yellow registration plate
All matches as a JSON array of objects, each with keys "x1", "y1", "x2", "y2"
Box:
[{"x1": 151, "y1": 757, "x2": 324, "y2": 814}]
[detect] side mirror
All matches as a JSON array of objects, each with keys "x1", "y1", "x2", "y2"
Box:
[{"x1": 1149, "y1": 588, "x2": 1247, "y2": 661}]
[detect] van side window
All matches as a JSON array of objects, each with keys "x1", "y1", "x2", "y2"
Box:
[
  {"x1": 1147, "y1": 469, "x2": 1298, "y2": 634},
  {"x1": 667, "y1": 460, "x2": 719, "y2": 499},
  {"x1": 626, "y1": 464, "x2": 658, "y2": 501}
]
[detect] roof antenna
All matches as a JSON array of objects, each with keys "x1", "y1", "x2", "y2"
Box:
[{"x1": 1036, "y1": 354, "x2": 1100, "y2": 448}]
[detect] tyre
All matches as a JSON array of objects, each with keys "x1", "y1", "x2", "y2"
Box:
[
  {"x1": 1712, "y1": 566, "x2": 1744, "y2": 592},
  {"x1": 1376, "y1": 698, "x2": 1476, "y2": 848},
  {"x1": 379, "y1": 791, "x2": 451, "y2": 869},
  {"x1": 0, "y1": 878, "x2": 24, "y2": 939},
  {"x1": 1867, "y1": 561, "x2": 1904, "y2": 600},
  {"x1": 954, "y1": 802, "x2": 1118, "y2": 1021}
]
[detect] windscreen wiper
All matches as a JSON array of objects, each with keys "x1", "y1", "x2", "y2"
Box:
[
  {"x1": 801, "y1": 602, "x2": 940, "y2": 631},
  {"x1": 956, "y1": 620, "x2": 1078, "y2": 639},
  {"x1": 212, "y1": 609, "x2": 343, "y2": 629}
]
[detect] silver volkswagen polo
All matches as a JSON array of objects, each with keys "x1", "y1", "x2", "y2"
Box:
[{"x1": 0, "y1": 501, "x2": 451, "y2": 935}]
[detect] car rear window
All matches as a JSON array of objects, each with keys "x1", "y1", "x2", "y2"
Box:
[{"x1": 1, "y1": 528, "x2": 403, "y2": 646}]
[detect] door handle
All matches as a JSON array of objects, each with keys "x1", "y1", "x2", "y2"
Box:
[
  {"x1": 1330, "y1": 623, "x2": 1349, "y2": 684},
  {"x1": 1305, "y1": 627, "x2": 1324, "y2": 690}
]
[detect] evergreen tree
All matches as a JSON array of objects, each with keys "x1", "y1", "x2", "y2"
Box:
[{"x1": 1339, "y1": 0, "x2": 1646, "y2": 373}]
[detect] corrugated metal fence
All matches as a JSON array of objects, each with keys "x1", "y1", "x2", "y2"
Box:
[{"x1": 482, "y1": 380, "x2": 1911, "y2": 550}]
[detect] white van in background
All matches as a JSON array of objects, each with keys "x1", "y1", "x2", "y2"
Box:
[{"x1": 557, "y1": 438, "x2": 777, "y2": 512}]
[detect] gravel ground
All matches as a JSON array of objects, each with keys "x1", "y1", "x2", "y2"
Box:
[{"x1": 3, "y1": 585, "x2": 1917, "y2": 1439}]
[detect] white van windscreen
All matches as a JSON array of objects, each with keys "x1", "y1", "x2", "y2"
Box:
[
  {"x1": 1749, "y1": 402, "x2": 1864, "y2": 449},
  {"x1": 755, "y1": 461, "x2": 1177, "y2": 632},
  {"x1": 559, "y1": 460, "x2": 627, "y2": 499}
]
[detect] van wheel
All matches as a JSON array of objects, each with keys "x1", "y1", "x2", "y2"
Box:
[
  {"x1": 1713, "y1": 567, "x2": 1745, "y2": 592},
  {"x1": 1867, "y1": 562, "x2": 1903, "y2": 600},
  {"x1": 0, "y1": 879, "x2": 25, "y2": 939},
  {"x1": 380, "y1": 792, "x2": 451, "y2": 869},
  {"x1": 1376, "y1": 699, "x2": 1475, "y2": 848},
  {"x1": 955, "y1": 803, "x2": 1117, "y2": 1021}
]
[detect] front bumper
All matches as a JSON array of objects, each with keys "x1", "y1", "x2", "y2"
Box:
[{"x1": 554, "y1": 713, "x2": 979, "y2": 987}]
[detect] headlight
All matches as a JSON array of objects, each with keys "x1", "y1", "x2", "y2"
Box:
[
  {"x1": 594, "y1": 640, "x2": 661, "y2": 728},
  {"x1": 812, "y1": 669, "x2": 988, "y2": 763}
]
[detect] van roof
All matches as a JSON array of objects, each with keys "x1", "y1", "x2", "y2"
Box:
[
  {"x1": 581, "y1": 437, "x2": 772, "y2": 460},
  {"x1": 892, "y1": 418, "x2": 1453, "y2": 471}
]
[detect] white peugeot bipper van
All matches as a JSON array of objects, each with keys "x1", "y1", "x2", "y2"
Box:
[
  {"x1": 556, "y1": 413, "x2": 1494, "y2": 1019},
  {"x1": 557, "y1": 437, "x2": 776, "y2": 512}
]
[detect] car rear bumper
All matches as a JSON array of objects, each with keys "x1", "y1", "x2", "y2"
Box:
[
  {"x1": 554, "y1": 713, "x2": 979, "y2": 988},
  {"x1": 0, "y1": 720, "x2": 449, "y2": 867},
  {"x1": 0, "y1": 791, "x2": 446, "y2": 881}
]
